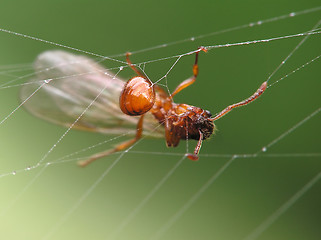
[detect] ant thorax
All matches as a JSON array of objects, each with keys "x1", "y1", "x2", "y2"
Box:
[{"x1": 151, "y1": 98, "x2": 215, "y2": 147}]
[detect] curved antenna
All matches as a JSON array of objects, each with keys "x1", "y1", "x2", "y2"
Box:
[
  {"x1": 186, "y1": 130, "x2": 203, "y2": 161},
  {"x1": 210, "y1": 81, "x2": 267, "y2": 121}
]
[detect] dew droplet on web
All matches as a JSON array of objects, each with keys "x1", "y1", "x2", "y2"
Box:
[
  {"x1": 289, "y1": 12, "x2": 296, "y2": 17},
  {"x1": 262, "y1": 147, "x2": 267, "y2": 152},
  {"x1": 249, "y1": 23, "x2": 254, "y2": 27},
  {"x1": 26, "y1": 166, "x2": 31, "y2": 171},
  {"x1": 44, "y1": 79, "x2": 52, "y2": 84},
  {"x1": 190, "y1": 37, "x2": 195, "y2": 41},
  {"x1": 257, "y1": 21, "x2": 262, "y2": 25},
  {"x1": 119, "y1": 66, "x2": 124, "y2": 71},
  {"x1": 12, "y1": 171, "x2": 16, "y2": 175}
]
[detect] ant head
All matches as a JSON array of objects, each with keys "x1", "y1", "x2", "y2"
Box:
[
  {"x1": 185, "y1": 106, "x2": 215, "y2": 141},
  {"x1": 198, "y1": 111, "x2": 215, "y2": 140}
]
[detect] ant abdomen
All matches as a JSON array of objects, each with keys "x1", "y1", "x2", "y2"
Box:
[{"x1": 119, "y1": 76, "x2": 155, "y2": 116}]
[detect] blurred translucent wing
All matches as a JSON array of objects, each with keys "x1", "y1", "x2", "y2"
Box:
[{"x1": 20, "y1": 50, "x2": 164, "y2": 137}]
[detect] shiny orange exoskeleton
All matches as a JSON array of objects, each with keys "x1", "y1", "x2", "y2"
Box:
[
  {"x1": 21, "y1": 49, "x2": 266, "y2": 167},
  {"x1": 79, "y1": 47, "x2": 267, "y2": 166},
  {"x1": 119, "y1": 76, "x2": 155, "y2": 116}
]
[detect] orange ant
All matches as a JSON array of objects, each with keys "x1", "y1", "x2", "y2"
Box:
[{"x1": 79, "y1": 47, "x2": 267, "y2": 166}]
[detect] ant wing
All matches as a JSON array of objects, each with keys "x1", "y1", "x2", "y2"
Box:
[{"x1": 20, "y1": 50, "x2": 164, "y2": 137}]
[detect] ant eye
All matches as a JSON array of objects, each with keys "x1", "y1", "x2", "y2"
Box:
[{"x1": 205, "y1": 110, "x2": 212, "y2": 117}]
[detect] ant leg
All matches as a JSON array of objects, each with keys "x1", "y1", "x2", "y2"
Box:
[
  {"x1": 210, "y1": 81, "x2": 267, "y2": 122},
  {"x1": 186, "y1": 130, "x2": 203, "y2": 161},
  {"x1": 78, "y1": 115, "x2": 145, "y2": 167},
  {"x1": 171, "y1": 47, "x2": 207, "y2": 98},
  {"x1": 126, "y1": 52, "x2": 145, "y2": 77}
]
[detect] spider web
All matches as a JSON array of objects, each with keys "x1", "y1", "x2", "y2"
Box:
[{"x1": 0, "y1": 2, "x2": 320, "y2": 240}]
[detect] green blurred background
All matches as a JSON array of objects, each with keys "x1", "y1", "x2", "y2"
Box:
[{"x1": 0, "y1": 0, "x2": 320, "y2": 239}]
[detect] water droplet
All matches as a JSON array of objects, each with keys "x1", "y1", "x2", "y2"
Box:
[
  {"x1": 262, "y1": 147, "x2": 267, "y2": 152},
  {"x1": 257, "y1": 21, "x2": 262, "y2": 25},
  {"x1": 249, "y1": 23, "x2": 254, "y2": 27},
  {"x1": 119, "y1": 66, "x2": 124, "y2": 71},
  {"x1": 162, "y1": 44, "x2": 167, "y2": 47},
  {"x1": 44, "y1": 79, "x2": 52, "y2": 84},
  {"x1": 190, "y1": 37, "x2": 195, "y2": 41},
  {"x1": 26, "y1": 166, "x2": 31, "y2": 171},
  {"x1": 46, "y1": 162, "x2": 51, "y2": 166},
  {"x1": 12, "y1": 171, "x2": 16, "y2": 175},
  {"x1": 289, "y1": 12, "x2": 296, "y2": 17}
]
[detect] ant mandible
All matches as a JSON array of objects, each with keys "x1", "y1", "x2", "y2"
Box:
[{"x1": 79, "y1": 47, "x2": 267, "y2": 166}]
